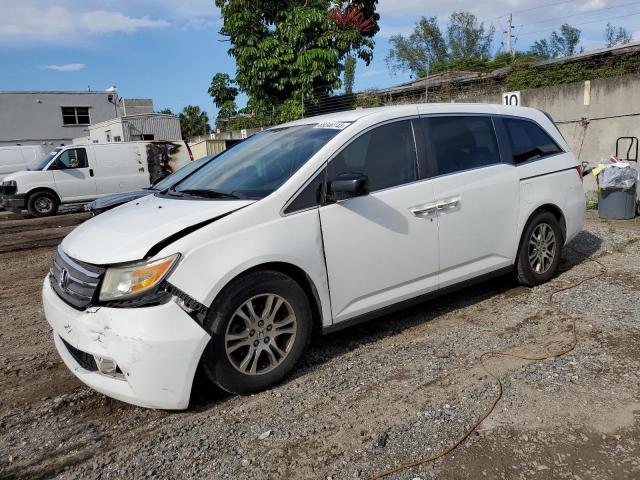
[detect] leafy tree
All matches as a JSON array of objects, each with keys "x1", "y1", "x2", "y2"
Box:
[
  {"x1": 157, "y1": 108, "x2": 174, "y2": 115},
  {"x1": 178, "y1": 105, "x2": 211, "y2": 139},
  {"x1": 208, "y1": 73, "x2": 239, "y2": 108},
  {"x1": 215, "y1": 0, "x2": 378, "y2": 104},
  {"x1": 343, "y1": 56, "x2": 356, "y2": 94},
  {"x1": 529, "y1": 24, "x2": 582, "y2": 58},
  {"x1": 605, "y1": 22, "x2": 631, "y2": 48},
  {"x1": 386, "y1": 16, "x2": 447, "y2": 76},
  {"x1": 329, "y1": 5, "x2": 377, "y2": 94},
  {"x1": 386, "y1": 12, "x2": 494, "y2": 77},
  {"x1": 447, "y1": 11, "x2": 494, "y2": 61}
]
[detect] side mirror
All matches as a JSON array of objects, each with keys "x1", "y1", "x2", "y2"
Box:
[{"x1": 329, "y1": 173, "x2": 369, "y2": 200}]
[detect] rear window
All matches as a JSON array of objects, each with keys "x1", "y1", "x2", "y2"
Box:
[{"x1": 503, "y1": 118, "x2": 563, "y2": 164}]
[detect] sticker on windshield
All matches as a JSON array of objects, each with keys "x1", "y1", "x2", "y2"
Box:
[{"x1": 314, "y1": 121, "x2": 350, "y2": 130}]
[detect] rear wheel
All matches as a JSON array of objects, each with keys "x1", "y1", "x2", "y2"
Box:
[
  {"x1": 202, "y1": 270, "x2": 312, "y2": 394},
  {"x1": 27, "y1": 191, "x2": 59, "y2": 217},
  {"x1": 515, "y1": 210, "x2": 563, "y2": 286}
]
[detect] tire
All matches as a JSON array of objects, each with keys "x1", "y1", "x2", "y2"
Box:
[
  {"x1": 27, "y1": 191, "x2": 59, "y2": 217},
  {"x1": 515, "y1": 210, "x2": 563, "y2": 286},
  {"x1": 201, "y1": 270, "x2": 312, "y2": 394}
]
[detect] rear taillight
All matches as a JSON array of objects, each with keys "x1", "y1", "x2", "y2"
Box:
[{"x1": 575, "y1": 165, "x2": 583, "y2": 181}]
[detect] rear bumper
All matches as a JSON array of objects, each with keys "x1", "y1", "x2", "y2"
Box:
[
  {"x1": 0, "y1": 193, "x2": 25, "y2": 210},
  {"x1": 43, "y1": 276, "x2": 211, "y2": 409}
]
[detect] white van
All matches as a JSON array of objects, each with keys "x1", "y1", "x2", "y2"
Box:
[
  {"x1": 0, "y1": 145, "x2": 46, "y2": 180},
  {"x1": 0, "y1": 141, "x2": 192, "y2": 216},
  {"x1": 42, "y1": 104, "x2": 586, "y2": 409}
]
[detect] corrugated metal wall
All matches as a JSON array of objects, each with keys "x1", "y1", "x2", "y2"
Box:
[{"x1": 123, "y1": 116, "x2": 181, "y2": 141}]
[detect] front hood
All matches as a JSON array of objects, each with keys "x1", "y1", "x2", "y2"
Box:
[
  {"x1": 90, "y1": 190, "x2": 150, "y2": 210},
  {"x1": 63, "y1": 194, "x2": 254, "y2": 264},
  {"x1": 3, "y1": 170, "x2": 38, "y2": 182}
]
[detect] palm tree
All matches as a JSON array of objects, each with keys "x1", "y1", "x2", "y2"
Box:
[{"x1": 178, "y1": 105, "x2": 211, "y2": 139}]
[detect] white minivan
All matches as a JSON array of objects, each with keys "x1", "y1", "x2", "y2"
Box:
[
  {"x1": 42, "y1": 104, "x2": 585, "y2": 409},
  {"x1": 0, "y1": 145, "x2": 46, "y2": 180},
  {"x1": 0, "y1": 141, "x2": 191, "y2": 216}
]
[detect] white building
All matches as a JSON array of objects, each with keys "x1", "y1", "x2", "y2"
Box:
[{"x1": 75, "y1": 113, "x2": 182, "y2": 144}]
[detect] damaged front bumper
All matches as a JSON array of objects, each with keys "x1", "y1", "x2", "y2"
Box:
[
  {"x1": 42, "y1": 277, "x2": 211, "y2": 409},
  {"x1": 0, "y1": 193, "x2": 26, "y2": 210}
]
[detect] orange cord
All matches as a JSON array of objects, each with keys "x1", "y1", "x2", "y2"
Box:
[{"x1": 370, "y1": 248, "x2": 606, "y2": 479}]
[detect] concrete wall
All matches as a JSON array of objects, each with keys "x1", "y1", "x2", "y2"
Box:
[
  {"x1": 0, "y1": 92, "x2": 118, "y2": 148},
  {"x1": 520, "y1": 74, "x2": 640, "y2": 164}
]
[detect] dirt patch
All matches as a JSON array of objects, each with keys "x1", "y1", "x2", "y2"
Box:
[{"x1": 0, "y1": 213, "x2": 639, "y2": 479}]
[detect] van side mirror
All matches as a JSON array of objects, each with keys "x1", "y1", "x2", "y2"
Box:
[{"x1": 329, "y1": 173, "x2": 369, "y2": 200}]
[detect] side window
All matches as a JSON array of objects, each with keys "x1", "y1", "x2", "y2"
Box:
[
  {"x1": 503, "y1": 118, "x2": 563, "y2": 164},
  {"x1": 422, "y1": 115, "x2": 500, "y2": 176},
  {"x1": 328, "y1": 120, "x2": 417, "y2": 192},
  {"x1": 284, "y1": 168, "x2": 326, "y2": 214},
  {"x1": 56, "y1": 149, "x2": 88, "y2": 169}
]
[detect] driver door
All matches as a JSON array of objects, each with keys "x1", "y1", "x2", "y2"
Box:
[
  {"x1": 50, "y1": 147, "x2": 97, "y2": 202},
  {"x1": 319, "y1": 119, "x2": 439, "y2": 323}
]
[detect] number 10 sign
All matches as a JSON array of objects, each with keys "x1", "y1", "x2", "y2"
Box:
[{"x1": 502, "y1": 91, "x2": 521, "y2": 106}]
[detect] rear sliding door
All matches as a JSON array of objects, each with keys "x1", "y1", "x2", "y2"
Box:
[{"x1": 417, "y1": 115, "x2": 519, "y2": 288}]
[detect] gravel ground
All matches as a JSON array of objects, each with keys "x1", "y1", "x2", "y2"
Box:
[{"x1": 0, "y1": 210, "x2": 639, "y2": 479}]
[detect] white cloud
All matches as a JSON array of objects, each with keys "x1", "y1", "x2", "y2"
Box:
[
  {"x1": 41, "y1": 63, "x2": 86, "y2": 71},
  {"x1": 0, "y1": 2, "x2": 169, "y2": 44}
]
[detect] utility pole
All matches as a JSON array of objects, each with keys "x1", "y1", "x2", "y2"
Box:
[
  {"x1": 506, "y1": 14, "x2": 514, "y2": 58},
  {"x1": 424, "y1": 56, "x2": 430, "y2": 103}
]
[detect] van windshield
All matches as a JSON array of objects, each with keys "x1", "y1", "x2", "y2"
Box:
[
  {"x1": 152, "y1": 155, "x2": 213, "y2": 191},
  {"x1": 31, "y1": 148, "x2": 63, "y2": 171},
  {"x1": 170, "y1": 125, "x2": 341, "y2": 200}
]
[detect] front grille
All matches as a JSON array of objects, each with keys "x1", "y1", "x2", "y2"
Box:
[
  {"x1": 60, "y1": 336, "x2": 97, "y2": 371},
  {"x1": 50, "y1": 246, "x2": 105, "y2": 309}
]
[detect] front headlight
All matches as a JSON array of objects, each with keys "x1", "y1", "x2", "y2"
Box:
[{"x1": 99, "y1": 254, "x2": 180, "y2": 301}]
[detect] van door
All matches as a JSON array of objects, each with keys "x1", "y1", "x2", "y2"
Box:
[
  {"x1": 93, "y1": 143, "x2": 149, "y2": 195},
  {"x1": 50, "y1": 147, "x2": 97, "y2": 202},
  {"x1": 417, "y1": 115, "x2": 519, "y2": 288},
  {"x1": 319, "y1": 119, "x2": 440, "y2": 323}
]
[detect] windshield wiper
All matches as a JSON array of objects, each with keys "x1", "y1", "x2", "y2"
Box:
[{"x1": 178, "y1": 189, "x2": 245, "y2": 199}]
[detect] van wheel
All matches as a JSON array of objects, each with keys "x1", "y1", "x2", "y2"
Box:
[
  {"x1": 202, "y1": 270, "x2": 312, "y2": 394},
  {"x1": 27, "y1": 192, "x2": 59, "y2": 217},
  {"x1": 515, "y1": 210, "x2": 563, "y2": 286}
]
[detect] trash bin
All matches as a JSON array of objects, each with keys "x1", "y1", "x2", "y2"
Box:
[{"x1": 598, "y1": 183, "x2": 636, "y2": 220}]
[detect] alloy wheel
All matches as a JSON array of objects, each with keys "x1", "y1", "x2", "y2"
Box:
[
  {"x1": 528, "y1": 222, "x2": 556, "y2": 274},
  {"x1": 35, "y1": 197, "x2": 53, "y2": 214},
  {"x1": 224, "y1": 294, "x2": 297, "y2": 375}
]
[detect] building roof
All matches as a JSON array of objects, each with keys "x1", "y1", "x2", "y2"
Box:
[
  {"x1": 0, "y1": 90, "x2": 114, "y2": 95},
  {"x1": 380, "y1": 40, "x2": 640, "y2": 96}
]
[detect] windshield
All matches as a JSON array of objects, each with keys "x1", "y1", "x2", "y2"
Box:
[
  {"x1": 172, "y1": 125, "x2": 341, "y2": 200},
  {"x1": 152, "y1": 155, "x2": 213, "y2": 191},
  {"x1": 32, "y1": 148, "x2": 63, "y2": 171}
]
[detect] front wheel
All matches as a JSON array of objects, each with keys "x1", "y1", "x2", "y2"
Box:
[
  {"x1": 202, "y1": 270, "x2": 312, "y2": 394},
  {"x1": 27, "y1": 191, "x2": 59, "y2": 217},
  {"x1": 515, "y1": 211, "x2": 563, "y2": 286}
]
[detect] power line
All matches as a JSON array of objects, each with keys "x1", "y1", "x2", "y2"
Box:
[
  {"x1": 519, "y1": 10, "x2": 640, "y2": 36},
  {"x1": 481, "y1": 0, "x2": 584, "y2": 23},
  {"x1": 522, "y1": 0, "x2": 640, "y2": 29}
]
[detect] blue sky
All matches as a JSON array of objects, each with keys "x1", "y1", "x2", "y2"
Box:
[{"x1": 1, "y1": 0, "x2": 638, "y2": 122}]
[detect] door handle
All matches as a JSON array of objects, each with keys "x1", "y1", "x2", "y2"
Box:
[
  {"x1": 409, "y1": 203, "x2": 437, "y2": 217},
  {"x1": 436, "y1": 198, "x2": 460, "y2": 211},
  {"x1": 89, "y1": 169, "x2": 94, "y2": 177}
]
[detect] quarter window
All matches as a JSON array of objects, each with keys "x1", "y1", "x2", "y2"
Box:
[
  {"x1": 328, "y1": 120, "x2": 418, "y2": 192},
  {"x1": 284, "y1": 168, "x2": 326, "y2": 214},
  {"x1": 422, "y1": 116, "x2": 500, "y2": 176},
  {"x1": 55, "y1": 148, "x2": 88, "y2": 169},
  {"x1": 61, "y1": 107, "x2": 90, "y2": 125},
  {"x1": 503, "y1": 118, "x2": 562, "y2": 164}
]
